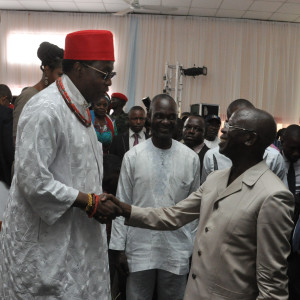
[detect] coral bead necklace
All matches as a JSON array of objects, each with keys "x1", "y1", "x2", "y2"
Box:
[{"x1": 56, "y1": 77, "x2": 91, "y2": 127}]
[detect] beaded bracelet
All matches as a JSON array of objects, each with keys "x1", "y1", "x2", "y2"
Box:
[
  {"x1": 88, "y1": 194, "x2": 99, "y2": 218},
  {"x1": 85, "y1": 193, "x2": 93, "y2": 212}
]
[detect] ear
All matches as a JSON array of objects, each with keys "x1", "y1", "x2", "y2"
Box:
[
  {"x1": 43, "y1": 65, "x2": 50, "y2": 76},
  {"x1": 71, "y1": 62, "x2": 85, "y2": 78},
  {"x1": 0, "y1": 96, "x2": 7, "y2": 106},
  {"x1": 244, "y1": 132, "x2": 257, "y2": 147}
]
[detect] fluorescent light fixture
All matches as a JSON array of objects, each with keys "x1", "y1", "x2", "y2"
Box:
[{"x1": 7, "y1": 32, "x2": 65, "y2": 65}]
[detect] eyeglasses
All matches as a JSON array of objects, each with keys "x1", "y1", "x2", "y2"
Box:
[
  {"x1": 82, "y1": 63, "x2": 116, "y2": 80},
  {"x1": 224, "y1": 122, "x2": 257, "y2": 135}
]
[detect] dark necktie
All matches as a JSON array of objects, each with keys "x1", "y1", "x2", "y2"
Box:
[
  {"x1": 288, "y1": 162, "x2": 296, "y2": 195},
  {"x1": 133, "y1": 133, "x2": 139, "y2": 146}
]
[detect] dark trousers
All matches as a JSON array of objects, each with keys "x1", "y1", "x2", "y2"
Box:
[{"x1": 288, "y1": 253, "x2": 300, "y2": 299}]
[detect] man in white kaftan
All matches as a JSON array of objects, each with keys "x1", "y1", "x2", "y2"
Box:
[
  {"x1": 0, "y1": 30, "x2": 120, "y2": 299},
  {"x1": 109, "y1": 94, "x2": 200, "y2": 300}
]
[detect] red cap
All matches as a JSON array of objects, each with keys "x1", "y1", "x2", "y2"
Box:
[
  {"x1": 111, "y1": 93, "x2": 128, "y2": 102},
  {"x1": 64, "y1": 30, "x2": 114, "y2": 61}
]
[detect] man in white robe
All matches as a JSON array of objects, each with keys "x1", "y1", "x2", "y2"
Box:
[
  {"x1": 0, "y1": 30, "x2": 121, "y2": 299},
  {"x1": 109, "y1": 94, "x2": 200, "y2": 300}
]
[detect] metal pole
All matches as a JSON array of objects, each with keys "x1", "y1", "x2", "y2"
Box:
[{"x1": 175, "y1": 61, "x2": 179, "y2": 106}]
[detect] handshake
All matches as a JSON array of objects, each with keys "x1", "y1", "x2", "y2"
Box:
[{"x1": 87, "y1": 193, "x2": 131, "y2": 224}]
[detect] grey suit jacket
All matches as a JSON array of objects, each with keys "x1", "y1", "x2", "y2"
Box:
[{"x1": 127, "y1": 160, "x2": 294, "y2": 300}]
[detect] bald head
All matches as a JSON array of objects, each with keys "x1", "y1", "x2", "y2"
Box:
[
  {"x1": 227, "y1": 99, "x2": 254, "y2": 120},
  {"x1": 232, "y1": 108, "x2": 277, "y2": 149},
  {"x1": 150, "y1": 94, "x2": 176, "y2": 114}
]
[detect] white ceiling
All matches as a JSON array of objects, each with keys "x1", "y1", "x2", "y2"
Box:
[{"x1": 1, "y1": 0, "x2": 300, "y2": 23}]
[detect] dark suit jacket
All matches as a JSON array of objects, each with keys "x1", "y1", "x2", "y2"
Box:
[
  {"x1": 183, "y1": 143, "x2": 209, "y2": 179},
  {"x1": 198, "y1": 144, "x2": 209, "y2": 178},
  {"x1": 109, "y1": 131, "x2": 149, "y2": 160},
  {"x1": 0, "y1": 106, "x2": 14, "y2": 186}
]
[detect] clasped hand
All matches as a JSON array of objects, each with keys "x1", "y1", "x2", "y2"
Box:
[{"x1": 93, "y1": 193, "x2": 122, "y2": 224}]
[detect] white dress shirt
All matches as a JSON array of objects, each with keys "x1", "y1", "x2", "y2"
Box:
[
  {"x1": 129, "y1": 128, "x2": 146, "y2": 149},
  {"x1": 204, "y1": 136, "x2": 220, "y2": 149},
  {"x1": 193, "y1": 142, "x2": 205, "y2": 154},
  {"x1": 0, "y1": 75, "x2": 110, "y2": 299},
  {"x1": 109, "y1": 139, "x2": 200, "y2": 275}
]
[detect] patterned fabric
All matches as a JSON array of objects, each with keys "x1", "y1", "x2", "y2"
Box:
[
  {"x1": 109, "y1": 139, "x2": 200, "y2": 275},
  {"x1": 0, "y1": 75, "x2": 110, "y2": 300},
  {"x1": 90, "y1": 110, "x2": 117, "y2": 153}
]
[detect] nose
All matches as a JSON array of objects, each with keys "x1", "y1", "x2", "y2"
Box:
[
  {"x1": 162, "y1": 117, "x2": 170, "y2": 125},
  {"x1": 186, "y1": 127, "x2": 195, "y2": 135},
  {"x1": 105, "y1": 78, "x2": 112, "y2": 86},
  {"x1": 190, "y1": 127, "x2": 197, "y2": 134},
  {"x1": 221, "y1": 127, "x2": 227, "y2": 134}
]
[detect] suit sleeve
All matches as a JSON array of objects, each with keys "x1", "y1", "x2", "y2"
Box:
[
  {"x1": 256, "y1": 190, "x2": 294, "y2": 300},
  {"x1": 126, "y1": 185, "x2": 203, "y2": 230}
]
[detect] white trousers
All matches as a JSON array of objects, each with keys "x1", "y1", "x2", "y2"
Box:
[{"x1": 126, "y1": 269, "x2": 186, "y2": 300}]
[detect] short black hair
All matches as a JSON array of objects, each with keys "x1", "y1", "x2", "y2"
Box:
[
  {"x1": 184, "y1": 114, "x2": 205, "y2": 125},
  {"x1": 129, "y1": 106, "x2": 145, "y2": 114},
  {"x1": 62, "y1": 59, "x2": 95, "y2": 74},
  {"x1": 227, "y1": 99, "x2": 254, "y2": 118},
  {"x1": 284, "y1": 125, "x2": 300, "y2": 139},
  {"x1": 0, "y1": 84, "x2": 12, "y2": 99}
]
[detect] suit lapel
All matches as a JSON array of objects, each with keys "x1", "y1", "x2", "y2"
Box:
[
  {"x1": 214, "y1": 172, "x2": 243, "y2": 204},
  {"x1": 213, "y1": 160, "x2": 269, "y2": 205},
  {"x1": 124, "y1": 132, "x2": 130, "y2": 152}
]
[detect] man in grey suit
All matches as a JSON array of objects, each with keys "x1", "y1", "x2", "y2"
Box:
[{"x1": 105, "y1": 107, "x2": 294, "y2": 300}]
